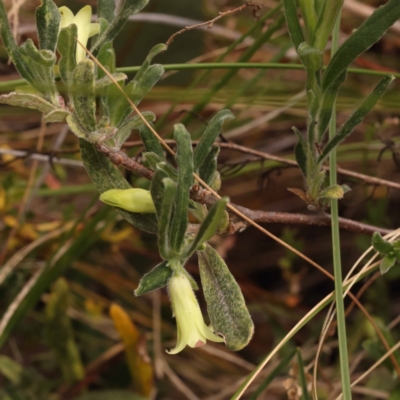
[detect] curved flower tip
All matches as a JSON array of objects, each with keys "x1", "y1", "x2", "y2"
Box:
[
  {"x1": 99, "y1": 188, "x2": 156, "y2": 213},
  {"x1": 59, "y1": 5, "x2": 100, "y2": 63},
  {"x1": 167, "y1": 272, "x2": 224, "y2": 355}
]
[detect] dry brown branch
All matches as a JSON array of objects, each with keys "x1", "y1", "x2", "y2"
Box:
[{"x1": 166, "y1": 2, "x2": 262, "y2": 46}]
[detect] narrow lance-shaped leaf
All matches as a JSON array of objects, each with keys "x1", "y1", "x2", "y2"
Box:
[
  {"x1": 115, "y1": 112, "x2": 155, "y2": 149},
  {"x1": 198, "y1": 244, "x2": 254, "y2": 351},
  {"x1": 193, "y1": 109, "x2": 234, "y2": 171},
  {"x1": 79, "y1": 139, "x2": 158, "y2": 233},
  {"x1": 0, "y1": 1, "x2": 35, "y2": 86},
  {"x1": 316, "y1": 70, "x2": 347, "y2": 141},
  {"x1": 312, "y1": 0, "x2": 343, "y2": 51},
  {"x1": 169, "y1": 124, "x2": 193, "y2": 254},
  {"x1": 198, "y1": 146, "x2": 219, "y2": 186},
  {"x1": 70, "y1": 59, "x2": 97, "y2": 133},
  {"x1": 298, "y1": 0, "x2": 317, "y2": 42},
  {"x1": 292, "y1": 127, "x2": 307, "y2": 177},
  {"x1": 91, "y1": 0, "x2": 149, "y2": 53},
  {"x1": 183, "y1": 197, "x2": 228, "y2": 259},
  {"x1": 36, "y1": 0, "x2": 61, "y2": 52},
  {"x1": 134, "y1": 43, "x2": 167, "y2": 82},
  {"x1": 322, "y1": 0, "x2": 400, "y2": 91},
  {"x1": 319, "y1": 75, "x2": 394, "y2": 163},
  {"x1": 0, "y1": 92, "x2": 58, "y2": 114},
  {"x1": 139, "y1": 124, "x2": 165, "y2": 159},
  {"x1": 134, "y1": 261, "x2": 172, "y2": 296},
  {"x1": 158, "y1": 178, "x2": 177, "y2": 260},
  {"x1": 381, "y1": 254, "x2": 396, "y2": 275},
  {"x1": 283, "y1": 0, "x2": 305, "y2": 50},
  {"x1": 57, "y1": 25, "x2": 78, "y2": 87}
]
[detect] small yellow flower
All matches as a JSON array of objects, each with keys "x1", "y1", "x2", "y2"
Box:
[
  {"x1": 99, "y1": 188, "x2": 156, "y2": 213},
  {"x1": 167, "y1": 272, "x2": 224, "y2": 354},
  {"x1": 59, "y1": 5, "x2": 100, "y2": 63}
]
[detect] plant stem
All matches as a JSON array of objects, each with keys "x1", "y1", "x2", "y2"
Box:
[{"x1": 329, "y1": 12, "x2": 353, "y2": 400}]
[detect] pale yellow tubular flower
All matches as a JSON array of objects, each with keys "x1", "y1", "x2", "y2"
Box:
[
  {"x1": 99, "y1": 188, "x2": 156, "y2": 213},
  {"x1": 58, "y1": 6, "x2": 100, "y2": 63},
  {"x1": 167, "y1": 272, "x2": 224, "y2": 355}
]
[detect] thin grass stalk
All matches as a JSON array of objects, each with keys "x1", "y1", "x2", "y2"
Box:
[{"x1": 328, "y1": 12, "x2": 353, "y2": 400}]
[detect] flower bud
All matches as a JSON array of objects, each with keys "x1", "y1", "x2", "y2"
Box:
[{"x1": 99, "y1": 188, "x2": 156, "y2": 213}]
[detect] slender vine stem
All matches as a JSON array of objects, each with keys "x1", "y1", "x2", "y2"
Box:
[{"x1": 329, "y1": 13, "x2": 353, "y2": 400}]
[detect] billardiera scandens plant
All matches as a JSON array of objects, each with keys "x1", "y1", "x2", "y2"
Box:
[
  {"x1": 58, "y1": 5, "x2": 100, "y2": 64},
  {"x1": 0, "y1": 0, "x2": 254, "y2": 355}
]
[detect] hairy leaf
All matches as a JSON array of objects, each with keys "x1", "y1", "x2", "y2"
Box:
[
  {"x1": 135, "y1": 261, "x2": 172, "y2": 296},
  {"x1": 283, "y1": 0, "x2": 305, "y2": 50},
  {"x1": 139, "y1": 124, "x2": 165, "y2": 159},
  {"x1": 58, "y1": 25, "x2": 78, "y2": 87},
  {"x1": 198, "y1": 244, "x2": 254, "y2": 351},
  {"x1": 193, "y1": 109, "x2": 234, "y2": 171},
  {"x1": 36, "y1": 0, "x2": 61, "y2": 52},
  {"x1": 169, "y1": 124, "x2": 193, "y2": 254},
  {"x1": 70, "y1": 59, "x2": 97, "y2": 132}
]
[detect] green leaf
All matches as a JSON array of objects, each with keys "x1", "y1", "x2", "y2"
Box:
[
  {"x1": 36, "y1": 0, "x2": 61, "y2": 52},
  {"x1": 139, "y1": 124, "x2": 165, "y2": 159},
  {"x1": 70, "y1": 60, "x2": 97, "y2": 133},
  {"x1": 0, "y1": 1, "x2": 35, "y2": 87},
  {"x1": 322, "y1": 0, "x2": 400, "y2": 92},
  {"x1": 134, "y1": 43, "x2": 167, "y2": 82},
  {"x1": 0, "y1": 92, "x2": 58, "y2": 114},
  {"x1": 292, "y1": 127, "x2": 307, "y2": 177},
  {"x1": 298, "y1": 0, "x2": 317, "y2": 42},
  {"x1": 19, "y1": 39, "x2": 57, "y2": 102},
  {"x1": 57, "y1": 25, "x2": 77, "y2": 88},
  {"x1": 45, "y1": 278, "x2": 84, "y2": 382},
  {"x1": 67, "y1": 113, "x2": 90, "y2": 140},
  {"x1": 312, "y1": 0, "x2": 343, "y2": 51},
  {"x1": 158, "y1": 178, "x2": 177, "y2": 260},
  {"x1": 198, "y1": 146, "x2": 219, "y2": 186},
  {"x1": 317, "y1": 71, "x2": 347, "y2": 141},
  {"x1": 169, "y1": 124, "x2": 193, "y2": 254},
  {"x1": 372, "y1": 232, "x2": 393, "y2": 255},
  {"x1": 98, "y1": 0, "x2": 116, "y2": 23},
  {"x1": 193, "y1": 109, "x2": 234, "y2": 171},
  {"x1": 183, "y1": 197, "x2": 228, "y2": 259},
  {"x1": 115, "y1": 112, "x2": 155, "y2": 149},
  {"x1": 134, "y1": 261, "x2": 172, "y2": 296},
  {"x1": 283, "y1": 0, "x2": 305, "y2": 50},
  {"x1": 380, "y1": 254, "x2": 396, "y2": 275},
  {"x1": 319, "y1": 75, "x2": 394, "y2": 163},
  {"x1": 80, "y1": 139, "x2": 158, "y2": 233},
  {"x1": 297, "y1": 42, "x2": 323, "y2": 73},
  {"x1": 198, "y1": 244, "x2": 254, "y2": 351},
  {"x1": 92, "y1": 0, "x2": 149, "y2": 53}
]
